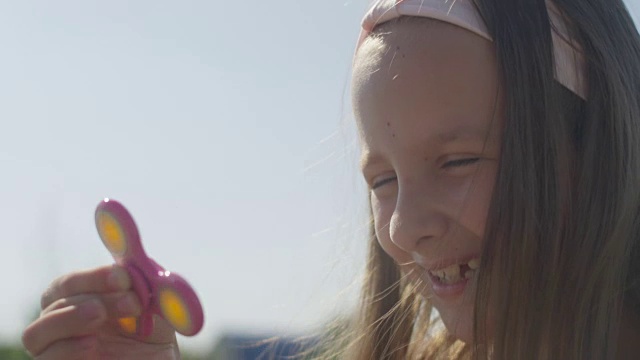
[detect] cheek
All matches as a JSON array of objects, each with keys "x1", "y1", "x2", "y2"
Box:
[
  {"x1": 454, "y1": 165, "x2": 497, "y2": 238},
  {"x1": 371, "y1": 195, "x2": 408, "y2": 261}
]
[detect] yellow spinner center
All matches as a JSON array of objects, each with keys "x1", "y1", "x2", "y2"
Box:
[
  {"x1": 98, "y1": 213, "x2": 126, "y2": 256},
  {"x1": 160, "y1": 289, "x2": 190, "y2": 332},
  {"x1": 117, "y1": 317, "x2": 137, "y2": 334}
]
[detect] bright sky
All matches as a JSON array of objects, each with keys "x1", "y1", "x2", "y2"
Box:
[{"x1": 2, "y1": 0, "x2": 640, "y2": 356}]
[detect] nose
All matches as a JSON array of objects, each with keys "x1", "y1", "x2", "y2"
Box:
[{"x1": 388, "y1": 179, "x2": 449, "y2": 253}]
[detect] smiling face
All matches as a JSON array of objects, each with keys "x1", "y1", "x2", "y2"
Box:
[{"x1": 352, "y1": 19, "x2": 502, "y2": 342}]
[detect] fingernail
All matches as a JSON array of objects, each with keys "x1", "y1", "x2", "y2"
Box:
[
  {"x1": 77, "y1": 336, "x2": 97, "y2": 349},
  {"x1": 107, "y1": 266, "x2": 131, "y2": 290},
  {"x1": 80, "y1": 299, "x2": 103, "y2": 320},
  {"x1": 117, "y1": 294, "x2": 140, "y2": 315}
]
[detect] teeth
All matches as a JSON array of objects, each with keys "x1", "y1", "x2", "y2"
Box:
[
  {"x1": 429, "y1": 258, "x2": 480, "y2": 284},
  {"x1": 468, "y1": 258, "x2": 480, "y2": 270},
  {"x1": 443, "y1": 264, "x2": 459, "y2": 279},
  {"x1": 430, "y1": 263, "x2": 462, "y2": 284}
]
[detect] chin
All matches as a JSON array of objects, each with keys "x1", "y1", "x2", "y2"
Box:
[
  {"x1": 434, "y1": 301, "x2": 474, "y2": 343},
  {"x1": 439, "y1": 308, "x2": 474, "y2": 343},
  {"x1": 436, "y1": 302, "x2": 494, "y2": 344}
]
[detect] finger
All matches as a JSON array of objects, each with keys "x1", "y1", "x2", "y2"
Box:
[
  {"x1": 103, "y1": 315, "x2": 178, "y2": 345},
  {"x1": 33, "y1": 336, "x2": 97, "y2": 360},
  {"x1": 42, "y1": 291, "x2": 141, "y2": 319},
  {"x1": 144, "y1": 315, "x2": 180, "y2": 344},
  {"x1": 23, "y1": 298, "x2": 106, "y2": 357},
  {"x1": 41, "y1": 265, "x2": 131, "y2": 310}
]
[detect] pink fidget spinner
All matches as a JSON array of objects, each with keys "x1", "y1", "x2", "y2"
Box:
[{"x1": 94, "y1": 198, "x2": 204, "y2": 337}]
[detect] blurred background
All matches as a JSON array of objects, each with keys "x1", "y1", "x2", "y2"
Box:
[{"x1": 2, "y1": 1, "x2": 640, "y2": 359}]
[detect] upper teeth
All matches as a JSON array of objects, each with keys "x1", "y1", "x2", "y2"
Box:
[
  {"x1": 429, "y1": 259, "x2": 480, "y2": 284},
  {"x1": 468, "y1": 258, "x2": 480, "y2": 270}
]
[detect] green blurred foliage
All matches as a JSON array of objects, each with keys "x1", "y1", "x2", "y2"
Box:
[
  {"x1": 0, "y1": 345, "x2": 30, "y2": 360},
  {"x1": 0, "y1": 344, "x2": 209, "y2": 360},
  {"x1": 181, "y1": 352, "x2": 206, "y2": 360}
]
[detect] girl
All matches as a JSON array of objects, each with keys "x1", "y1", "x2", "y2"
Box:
[{"x1": 21, "y1": 0, "x2": 640, "y2": 358}]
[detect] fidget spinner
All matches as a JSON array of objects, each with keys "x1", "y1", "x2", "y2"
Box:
[{"x1": 94, "y1": 198, "x2": 204, "y2": 337}]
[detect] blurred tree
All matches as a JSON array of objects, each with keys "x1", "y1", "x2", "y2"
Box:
[
  {"x1": 0, "y1": 344, "x2": 30, "y2": 360},
  {"x1": 0, "y1": 343, "x2": 208, "y2": 360},
  {"x1": 180, "y1": 350, "x2": 205, "y2": 360}
]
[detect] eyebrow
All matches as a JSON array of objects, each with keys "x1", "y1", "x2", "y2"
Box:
[
  {"x1": 436, "y1": 127, "x2": 488, "y2": 143},
  {"x1": 359, "y1": 126, "x2": 491, "y2": 171}
]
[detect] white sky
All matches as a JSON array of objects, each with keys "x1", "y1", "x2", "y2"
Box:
[{"x1": 2, "y1": 0, "x2": 640, "y2": 356}]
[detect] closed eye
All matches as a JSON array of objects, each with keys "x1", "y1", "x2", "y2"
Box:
[
  {"x1": 443, "y1": 158, "x2": 480, "y2": 168},
  {"x1": 372, "y1": 176, "x2": 397, "y2": 189}
]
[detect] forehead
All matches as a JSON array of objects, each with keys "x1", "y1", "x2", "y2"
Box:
[{"x1": 351, "y1": 18, "x2": 501, "y2": 156}]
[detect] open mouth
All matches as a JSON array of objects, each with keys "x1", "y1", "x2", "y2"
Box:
[{"x1": 429, "y1": 258, "x2": 480, "y2": 285}]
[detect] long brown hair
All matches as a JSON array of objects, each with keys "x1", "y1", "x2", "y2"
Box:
[{"x1": 323, "y1": 0, "x2": 640, "y2": 359}]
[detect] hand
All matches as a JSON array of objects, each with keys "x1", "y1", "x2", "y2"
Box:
[{"x1": 22, "y1": 265, "x2": 180, "y2": 359}]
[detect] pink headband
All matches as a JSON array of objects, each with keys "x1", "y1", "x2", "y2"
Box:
[{"x1": 356, "y1": 0, "x2": 587, "y2": 100}]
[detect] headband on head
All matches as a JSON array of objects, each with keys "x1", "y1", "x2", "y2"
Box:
[{"x1": 356, "y1": 0, "x2": 587, "y2": 100}]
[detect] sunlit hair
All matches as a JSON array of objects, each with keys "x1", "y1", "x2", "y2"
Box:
[{"x1": 314, "y1": 0, "x2": 640, "y2": 359}]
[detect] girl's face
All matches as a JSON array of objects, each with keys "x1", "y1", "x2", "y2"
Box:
[{"x1": 352, "y1": 20, "x2": 502, "y2": 342}]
